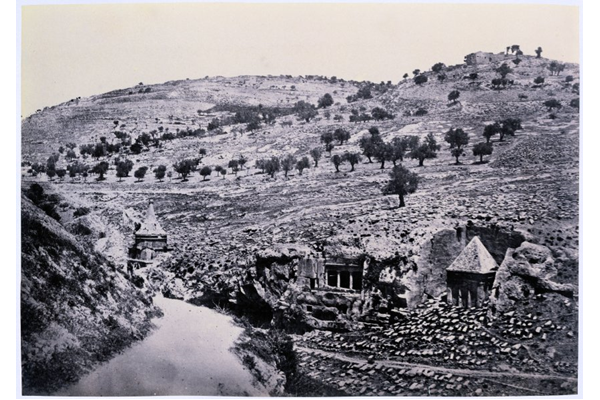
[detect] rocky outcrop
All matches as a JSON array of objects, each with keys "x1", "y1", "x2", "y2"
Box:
[
  {"x1": 489, "y1": 242, "x2": 576, "y2": 314},
  {"x1": 20, "y1": 196, "x2": 161, "y2": 394}
]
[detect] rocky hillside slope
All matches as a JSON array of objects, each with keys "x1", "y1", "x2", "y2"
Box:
[
  {"x1": 20, "y1": 191, "x2": 161, "y2": 395},
  {"x1": 20, "y1": 49, "x2": 580, "y2": 396}
]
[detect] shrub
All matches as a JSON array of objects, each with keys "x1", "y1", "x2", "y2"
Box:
[{"x1": 413, "y1": 75, "x2": 428, "y2": 85}]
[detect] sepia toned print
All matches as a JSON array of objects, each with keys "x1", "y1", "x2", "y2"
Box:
[{"x1": 19, "y1": 2, "x2": 580, "y2": 397}]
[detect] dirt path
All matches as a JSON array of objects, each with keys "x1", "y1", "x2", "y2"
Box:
[{"x1": 296, "y1": 346, "x2": 577, "y2": 383}]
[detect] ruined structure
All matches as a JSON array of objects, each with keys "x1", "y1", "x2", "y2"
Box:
[
  {"x1": 446, "y1": 236, "x2": 498, "y2": 308},
  {"x1": 127, "y1": 200, "x2": 168, "y2": 269},
  {"x1": 464, "y1": 51, "x2": 507, "y2": 65}
]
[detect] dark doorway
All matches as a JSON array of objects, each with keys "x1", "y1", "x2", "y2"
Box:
[{"x1": 340, "y1": 271, "x2": 350, "y2": 288}]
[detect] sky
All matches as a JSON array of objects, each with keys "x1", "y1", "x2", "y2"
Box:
[{"x1": 20, "y1": 2, "x2": 580, "y2": 117}]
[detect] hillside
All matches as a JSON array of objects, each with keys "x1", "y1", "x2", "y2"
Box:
[
  {"x1": 20, "y1": 189, "x2": 161, "y2": 395},
  {"x1": 20, "y1": 50, "x2": 580, "y2": 396}
]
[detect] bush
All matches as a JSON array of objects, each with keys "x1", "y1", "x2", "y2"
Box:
[
  {"x1": 431, "y1": 62, "x2": 446, "y2": 73},
  {"x1": 544, "y1": 99, "x2": 562, "y2": 111},
  {"x1": 570, "y1": 98, "x2": 579, "y2": 110},
  {"x1": 413, "y1": 75, "x2": 428, "y2": 85},
  {"x1": 448, "y1": 90, "x2": 460, "y2": 104}
]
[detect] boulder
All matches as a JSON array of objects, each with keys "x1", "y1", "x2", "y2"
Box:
[{"x1": 489, "y1": 242, "x2": 576, "y2": 314}]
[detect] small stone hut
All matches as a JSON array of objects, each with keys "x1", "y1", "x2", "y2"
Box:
[{"x1": 446, "y1": 236, "x2": 498, "y2": 307}]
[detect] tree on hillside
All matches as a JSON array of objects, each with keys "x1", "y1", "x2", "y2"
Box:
[
  {"x1": 359, "y1": 129, "x2": 384, "y2": 163},
  {"x1": 448, "y1": 90, "x2": 460, "y2": 104},
  {"x1": 496, "y1": 63, "x2": 513, "y2": 78},
  {"x1": 264, "y1": 156, "x2": 281, "y2": 178},
  {"x1": 331, "y1": 154, "x2": 344, "y2": 172},
  {"x1": 281, "y1": 154, "x2": 297, "y2": 178},
  {"x1": 382, "y1": 164, "x2": 419, "y2": 208},
  {"x1": 548, "y1": 61, "x2": 565, "y2": 76},
  {"x1": 333, "y1": 128, "x2": 351, "y2": 145},
  {"x1": 325, "y1": 143, "x2": 335, "y2": 156},
  {"x1": 371, "y1": 107, "x2": 395, "y2": 121},
  {"x1": 56, "y1": 169, "x2": 66, "y2": 181},
  {"x1": 510, "y1": 45, "x2": 520, "y2": 54},
  {"x1": 92, "y1": 161, "x2": 109, "y2": 181},
  {"x1": 228, "y1": 159, "x2": 240, "y2": 175},
  {"x1": 403, "y1": 73, "x2": 409, "y2": 80},
  {"x1": 220, "y1": 168, "x2": 227, "y2": 179},
  {"x1": 130, "y1": 141, "x2": 143, "y2": 155},
  {"x1": 500, "y1": 118, "x2": 523, "y2": 134},
  {"x1": 438, "y1": 74, "x2": 447, "y2": 83},
  {"x1": 444, "y1": 128, "x2": 470, "y2": 164},
  {"x1": 154, "y1": 165, "x2": 167, "y2": 182},
  {"x1": 413, "y1": 69, "x2": 421, "y2": 77},
  {"x1": 431, "y1": 62, "x2": 446, "y2": 73},
  {"x1": 296, "y1": 157, "x2": 310, "y2": 175},
  {"x1": 294, "y1": 101, "x2": 318, "y2": 122},
  {"x1": 343, "y1": 152, "x2": 362, "y2": 172},
  {"x1": 310, "y1": 147, "x2": 322, "y2": 167},
  {"x1": 374, "y1": 142, "x2": 394, "y2": 169},
  {"x1": 238, "y1": 155, "x2": 248, "y2": 173},
  {"x1": 534, "y1": 76, "x2": 545, "y2": 86},
  {"x1": 116, "y1": 158, "x2": 134, "y2": 181},
  {"x1": 390, "y1": 136, "x2": 412, "y2": 165},
  {"x1": 535, "y1": 47, "x2": 543, "y2": 58},
  {"x1": 320, "y1": 131, "x2": 334, "y2": 148},
  {"x1": 317, "y1": 93, "x2": 334, "y2": 108},
  {"x1": 199, "y1": 166, "x2": 212, "y2": 181},
  {"x1": 173, "y1": 159, "x2": 196, "y2": 181},
  {"x1": 46, "y1": 168, "x2": 56, "y2": 181},
  {"x1": 414, "y1": 75, "x2": 428, "y2": 85},
  {"x1": 409, "y1": 133, "x2": 440, "y2": 166},
  {"x1": 134, "y1": 166, "x2": 148, "y2": 182},
  {"x1": 92, "y1": 143, "x2": 107, "y2": 159},
  {"x1": 483, "y1": 122, "x2": 501, "y2": 143},
  {"x1": 473, "y1": 142, "x2": 493, "y2": 163}
]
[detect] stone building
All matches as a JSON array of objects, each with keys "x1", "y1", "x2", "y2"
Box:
[
  {"x1": 446, "y1": 236, "x2": 498, "y2": 308},
  {"x1": 127, "y1": 200, "x2": 168, "y2": 270},
  {"x1": 297, "y1": 256, "x2": 364, "y2": 292},
  {"x1": 464, "y1": 51, "x2": 507, "y2": 65}
]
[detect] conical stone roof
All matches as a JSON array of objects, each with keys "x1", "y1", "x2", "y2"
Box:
[
  {"x1": 447, "y1": 236, "x2": 498, "y2": 274},
  {"x1": 136, "y1": 200, "x2": 166, "y2": 236}
]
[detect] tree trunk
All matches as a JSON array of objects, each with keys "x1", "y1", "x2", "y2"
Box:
[
  {"x1": 455, "y1": 155, "x2": 460, "y2": 164},
  {"x1": 350, "y1": 164, "x2": 355, "y2": 172},
  {"x1": 380, "y1": 160, "x2": 385, "y2": 169},
  {"x1": 419, "y1": 158, "x2": 424, "y2": 167},
  {"x1": 398, "y1": 194, "x2": 405, "y2": 208},
  {"x1": 367, "y1": 156, "x2": 373, "y2": 163},
  {"x1": 480, "y1": 154, "x2": 484, "y2": 163}
]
